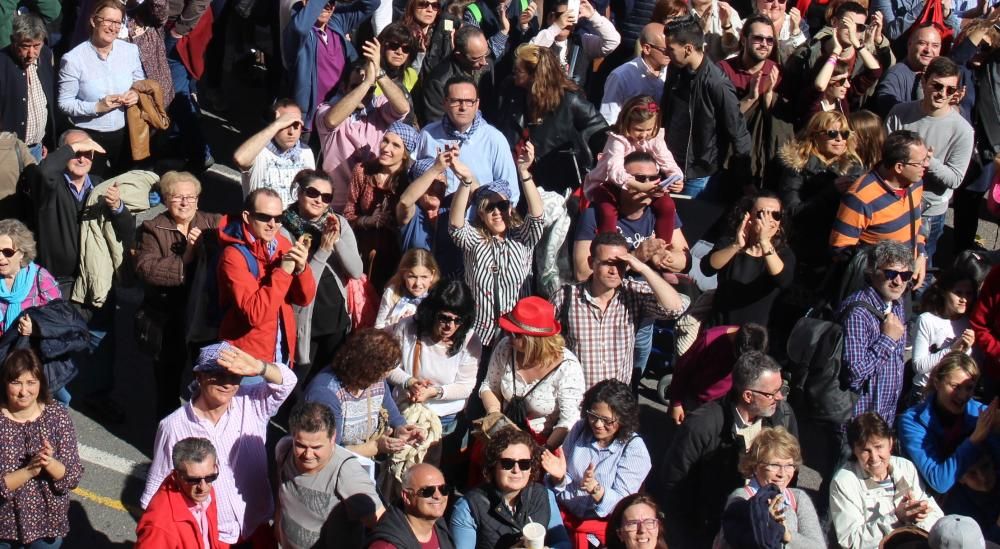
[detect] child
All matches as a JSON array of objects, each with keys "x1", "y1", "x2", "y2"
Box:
[
  {"x1": 584, "y1": 95, "x2": 683, "y2": 241},
  {"x1": 911, "y1": 269, "x2": 977, "y2": 393},
  {"x1": 374, "y1": 248, "x2": 441, "y2": 328}
]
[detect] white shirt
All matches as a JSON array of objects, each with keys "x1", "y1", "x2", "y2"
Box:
[
  {"x1": 241, "y1": 141, "x2": 316, "y2": 207},
  {"x1": 600, "y1": 56, "x2": 667, "y2": 124},
  {"x1": 911, "y1": 312, "x2": 971, "y2": 387}
]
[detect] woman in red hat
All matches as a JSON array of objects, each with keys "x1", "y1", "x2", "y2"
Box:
[{"x1": 478, "y1": 296, "x2": 586, "y2": 451}]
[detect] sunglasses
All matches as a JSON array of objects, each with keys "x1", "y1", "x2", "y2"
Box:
[
  {"x1": 882, "y1": 269, "x2": 914, "y2": 282},
  {"x1": 632, "y1": 174, "x2": 660, "y2": 183},
  {"x1": 499, "y1": 458, "x2": 533, "y2": 471},
  {"x1": 416, "y1": 0, "x2": 441, "y2": 9},
  {"x1": 929, "y1": 81, "x2": 959, "y2": 95},
  {"x1": 485, "y1": 200, "x2": 511, "y2": 213},
  {"x1": 410, "y1": 483, "x2": 453, "y2": 498},
  {"x1": 179, "y1": 472, "x2": 219, "y2": 485},
  {"x1": 384, "y1": 41, "x2": 413, "y2": 54},
  {"x1": 829, "y1": 78, "x2": 849, "y2": 88},
  {"x1": 206, "y1": 372, "x2": 242, "y2": 385},
  {"x1": 0, "y1": 248, "x2": 20, "y2": 258},
  {"x1": 755, "y1": 209, "x2": 782, "y2": 221},
  {"x1": 750, "y1": 34, "x2": 775, "y2": 46},
  {"x1": 855, "y1": 22, "x2": 869, "y2": 34},
  {"x1": 437, "y1": 313, "x2": 462, "y2": 326},
  {"x1": 250, "y1": 212, "x2": 282, "y2": 224},
  {"x1": 819, "y1": 129, "x2": 851, "y2": 140},
  {"x1": 303, "y1": 186, "x2": 334, "y2": 203},
  {"x1": 74, "y1": 150, "x2": 95, "y2": 160}
]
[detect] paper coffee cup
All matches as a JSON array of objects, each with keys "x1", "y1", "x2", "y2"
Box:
[{"x1": 522, "y1": 522, "x2": 545, "y2": 549}]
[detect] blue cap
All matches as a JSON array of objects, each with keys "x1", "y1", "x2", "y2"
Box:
[
  {"x1": 473, "y1": 180, "x2": 512, "y2": 202},
  {"x1": 192, "y1": 341, "x2": 235, "y2": 373}
]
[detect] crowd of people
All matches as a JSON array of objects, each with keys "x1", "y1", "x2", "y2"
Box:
[{"x1": 4, "y1": 0, "x2": 1000, "y2": 546}]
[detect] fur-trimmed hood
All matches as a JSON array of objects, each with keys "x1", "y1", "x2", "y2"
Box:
[{"x1": 777, "y1": 140, "x2": 862, "y2": 176}]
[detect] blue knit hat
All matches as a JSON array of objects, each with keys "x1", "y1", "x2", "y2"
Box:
[
  {"x1": 473, "y1": 180, "x2": 512, "y2": 202},
  {"x1": 193, "y1": 341, "x2": 235, "y2": 373},
  {"x1": 387, "y1": 122, "x2": 419, "y2": 155}
]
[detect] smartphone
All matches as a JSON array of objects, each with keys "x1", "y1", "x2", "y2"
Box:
[
  {"x1": 567, "y1": 0, "x2": 580, "y2": 18},
  {"x1": 301, "y1": 234, "x2": 313, "y2": 248},
  {"x1": 444, "y1": 19, "x2": 454, "y2": 32},
  {"x1": 515, "y1": 128, "x2": 530, "y2": 158},
  {"x1": 660, "y1": 174, "x2": 683, "y2": 189}
]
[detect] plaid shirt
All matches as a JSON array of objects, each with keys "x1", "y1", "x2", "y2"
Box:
[
  {"x1": 552, "y1": 278, "x2": 687, "y2": 388},
  {"x1": 24, "y1": 60, "x2": 47, "y2": 146},
  {"x1": 840, "y1": 285, "x2": 906, "y2": 423}
]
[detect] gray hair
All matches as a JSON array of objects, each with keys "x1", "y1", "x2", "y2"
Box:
[
  {"x1": 159, "y1": 170, "x2": 202, "y2": 198},
  {"x1": 11, "y1": 13, "x2": 47, "y2": 44},
  {"x1": 171, "y1": 437, "x2": 217, "y2": 470},
  {"x1": 58, "y1": 129, "x2": 89, "y2": 147},
  {"x1": 0, "y1": 219, "x2": 37, "y2": 266},
  {"x1": 731, "y1": 350, "x2": 781, "y2": 392},
  {"x1": 865, "y1": 240, "x2": 914, "y2": 278}
]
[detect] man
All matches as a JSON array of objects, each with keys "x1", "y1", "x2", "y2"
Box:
[
  {"x1": 0, "y1": 14, "x2": 56, "y2": 161},
  {"x1": 660, "y1": 16, "x2": 751, "y2": 202},
  {"x1": 830, "y1": 130, "x2": 929, "y2": 289},
  {"x1": 141, "y1": 342, "x2": 297, "y2": 545},
  {"x1": 886, "y1": 56, "x2": 973, "y2": 265},
  {"x1": 839, "y1": 240, "x2": 911, "y2": 423},
  {"x1": 233, "y1": 99, "x2": 316, "y2": 207},
  {"x1": 417, "y1": 26, "x2": 493, "y2": 125},
  {"x1": 216, "y1": 188, "x2": 315, "y2": 365},
  {"x1": 163, "y1": 0, "x2": 213, "y2": 170},
  {"x1": 553, "y1": 230, "x2": 687, "y2": 389},
  {"x1": 283, "y1": 0, "x2": 379, "y2": 130},
  {"x1": 0, "y1": 0, "x2": 59, "y2": 50},
  {"x1": 136, "y1": 437, "x2": 228, "y2": 549},
  {"x1": 600, "y1": 22, "x2": 668, "y2": 124},
  {"x1": 413, "y1": 76, "x2": 519, "y2": 203},
  {"x1": 316, "y1": 44, "x2": 410, "y2": 212},
  {"x1": 276, "y1": 402, "x2": 384, "y2": 549},
  {"x1": 530, "y1": 0, "x2": 620, "y2": 87},
  {"x1": 873, "y1": 25, "x2": 942, "y2": 118},
  {"x1": 719, "y1": 15, "x2": 781, "y2": 117},
  {"x1": 650, "y1": 351, "x2": 797, "y2": 549},
  {"x1": 368, "y1": 464, "x2": 456, "y2": 549}
]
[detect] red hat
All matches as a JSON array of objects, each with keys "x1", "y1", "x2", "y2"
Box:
[{"x1": 498, "y1": 296, "x2": 561, "y2": 337}]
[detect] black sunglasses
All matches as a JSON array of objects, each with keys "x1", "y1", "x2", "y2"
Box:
[
  {"x1": 0, "y1": 248, "x2": 20, "y2": 258},
  {"x1": 410, "y1": 483, "x2": 454, "y2": 498},
  {"x1": 632, "y1": 174, "x2": 660, "y2": 183},
  {"x1": 437, "y1": 313, "x2": 462, "y2": 326},
  {"x1": 855, "y1": 22, "x2": 868, "y2": 34},
  {"x1": 384, "y1": 41, "x2": 413, "y2": 54},
  {"x1": 755, "y1": 209, "x2": 782, "y2": 221},
  {"x1": 929, "y1": 81, "x2": 959, "y2": 95},
  {"x1": 819, "y1": 129, "x2": 851, "y2": 140},
  {"x1": 250, "y1": 212, "x2": 282, "y2": 224},
  {"x1": 499, "y1": 458, "x2": 533, "y2": 471},
  {"x1": 750, "y1": 34, "x2": 775, "y2": 46},
  {"x1": 882, "y1": 269, "x2": 914, "y2": 282},
  {"x1": 485, "y1": 200, "x2": 511, "y2": 213},
  {"x1": 179, "y1": 472, "x2": 219, "y2": 485},
  {"x1": 415, "y1": 0, "x2": 441, "y2": 9},
  {"x1": 303, "y1": 186, "x2": 334, "y2": 203}
]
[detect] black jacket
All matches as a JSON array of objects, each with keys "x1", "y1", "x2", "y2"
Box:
[
  {"x1": 20, "y1": 144, "x2": 134, "y2": 280},
  {"x1": 649, "y1": 396, "x2": 798, "y2": 549},
  {"x1": 0, "y1": 299, "x2": 89, "y2": 392},
  {"x1": 462, "y1": 482, "x2": 552, "y2": 549},
  {"x1": 660, "y1": 58, "x2": 751, "y2": 184},
  {"x1": 415, "y1": 55, "x2": 495, "y2": 126},
  {"x1": 417, "y1": 14, "x2": 461, "y2": 84},
  {"x1": 367, "y1": 505, "x2": 455, "y2": 549},
  {"x1": 490, "y1": 84, "x2": 608, "y2": 195},
  {"x1": 0, "y1": 45, "x2": 57, "y2": 146}
]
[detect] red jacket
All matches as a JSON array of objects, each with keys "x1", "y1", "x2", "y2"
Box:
[
  {"x1": 135, "y1": 475, "x2": 229, "y2": 549},
  {"x1": 971, "y1": 264, "x2": 1000, "y2": 381},
  {"x1": 216, "y1": 215, "x2": 316, "y2": 366}
]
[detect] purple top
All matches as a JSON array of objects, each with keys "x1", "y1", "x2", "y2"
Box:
[
  {"x1": 666, "y1": 325, "x2": 737, "y2": 407},
  {"x1": 0, "y1": 267, "x2": 61, "y2": 338},
  {"x1": 315, "y1": 27, "x2": 346, "y2": 106}
]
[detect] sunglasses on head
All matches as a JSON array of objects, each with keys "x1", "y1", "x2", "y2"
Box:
[
  {"x1": 750, "y1": 34, "x2": 775, "y2": 46},
  {"x1": 416, "y1": 0, "x2": 441, "y2": 9},
  {"x1": 179, "y1": 472, "x2": 219, "y2": 485},
  {"x1": 410, "y1": 483, "x2": 453, "y2": 498},
  {"x1": 882, "y1": 269, "x2": 914, "y2": 282},
  {"x1": 929, "y1": 81, "x2": 959, "y2": 95},
  {"x1": 485, "y1": 200, "x2": 511, "y2": 213},
  {"x1": 632, "y1": 174, "x2": 660, "y2": 183},
  {"x1": 385, "y1": 41, "x2": 413, "y2": 54},
  {"x1": 499, "y1": 458, "x2": 533, "y2": 471},
  {"x1": 820, "y1": 129, "x2": 851, "y2": 140},
  {"x1": 437, "y1": 312, "x2": 462, "y2": 326},
  {"x1": 0, "y1": 248, "x2": 20, "y2": 258},
  {"x1": 250, "y1": 212, "x2": 282, "y2": 224},
  {"x1": 303, "y1": 186, "x2": 334, "y2": 203}
]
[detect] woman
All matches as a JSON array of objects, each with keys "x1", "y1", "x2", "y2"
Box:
[
  {"x1": 755, "y1": 0, "x2": 807, "y2": 62},
  {"x1": 479, "y1": 297, "x2": 585, "y2": 450},
  {"x1": 449, "y1": 141, "x2": 545, "y2": 348},
  {"x1": 540, "y1": 380, "x2": 651, "y2": 546},
  {"x1": 375, "y1": 248, "x2": 440, "y2": 329},
  {"x1": 848, "y1": 110, "x2": 885, "y2": 171},
  {"x1": 450, "y1": 426, "x2": 572, "y2": 549},
  {"x1": 376, "y1": 23, "x2": 420, "y2": 123},
  {"x1": 57, "y1": 0, "x2": 146, "y2": 176},
  {"x1": 387, "y1": 280, "x2": 482, "y2": 466},
  {"x1": 0, "y1": 220, "x2": 61, "y2": 339},
  {"x1": 134, "y1": 171, "x2": 221, "y2": 419},
  {"x1": 804, "y1": 61, "x2": 852, "y2": 125},
  {"x1": 701, "y1": 191, "x2": 796, "y2": 327},
  {"x1": 830, "y1": 412, "x2": 944, "y2": 549},
  {"x1": 344, "y1": 122, "x2": 417, "y2": 291},
  {"x1": 773, "y1": 111, "x2": 864, "y2": 270},
  {"x1": 606, "y1": 494, "x2": 668, "y2": 549},
  {"x1": 911, "y1": 271, "x2": 977, "y2": 394},
  {"x1": 403, "y1": 0, "x2": 458, "y2": 75},
  {"x1": 280, "y1": 169, "x2": 363, "y2": 393},
  {"x1": 650, "y1": 0, "x2": 691, "y2": 23},
  {"x1": 717, "y1": 427, "x2": 824, "y2": 548},
  {"x1": 125, "y1": 0, "x2": 173, "y2": 101},
  {"x1": 0, "y1": 349, "x2": 83, "y2": 548},
  {"x1": 493, "y1": 44, "x2": 608, "y2": 195}
]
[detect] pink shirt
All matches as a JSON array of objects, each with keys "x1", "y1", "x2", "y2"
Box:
[
  {"x1": 583, "y1": 129, "x2": 683, "y2": 198},
  {"x1": 188, "y1": 494, "x2": 213, "y2": 549}
]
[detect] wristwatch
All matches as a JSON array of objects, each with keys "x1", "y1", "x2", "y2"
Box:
[
  {"x1": 459, "y1": 176, "x2": 472, "y2": 186},
  {"x1": 375, "y1": 68, "x2": 387, "y2": 80}
]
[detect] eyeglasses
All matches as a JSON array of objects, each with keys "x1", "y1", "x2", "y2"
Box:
[
  {"x1": 485, "y1": 200, "x2": 511, "y2": 213},
  {"x1": 761, "y1": 463, "x2": 797, "y2": 473},
  {"x1": 632, "y1": 174, "x2": 661, "y2": 183},
  {"x1": 250, "y1": 212, "x2": 282, "y2": 224},
  {"x1": 303, "y1": 186, "x2": 334, "y2": 203},
  {"x1": 929, "y1": 81, "x2": 959, "y2": 95},
  {"x1": 882, "y1": 269, "x2": 914, "y2": 282},
  {"x1": 646, "y1": 43, "x2": 669, "y2": 54},
  {"x1": 384, "y1": 41, "x2": 413, "y2": 54},
  {"x1": 169, "y1": 195, "x2": 199, "y2": 204},
  {"x1": 585, "y1": 409, "x2": 619, "y2": 427},
  {"x1": 178, "y1": 472, "x2": 219, "y2": 485},
  {"x1": 94, "y1": 16, "x2": 123, "y2": 28},
  {"x1": 902, "y1": 156, "x2": 931, "y2": 167},
  {"x1": 463, "y1": 51, "x2": 489, "y2": 63},
  {"x1": 620, "y1": 518, "x2": 659, "y2": 532},
  {"x1": 416, "y1": 0, "x2": 441, "y2": 9},
  {"x1": 750, "y1": 34, "x2": 776, "y2": 46},
  {"x1": 437, "y1": 312, "x2": 462, "y2": 326},
  {"x1": 446, "y1": 97, "x2": 478, "y2": 107},
  {"x1": 597, "y1": 259, "x2": 628, "y2": 270},
  {"x1": 0, "y1": 248, "x2": 21, "y2": 258},
  {"x1": 829, "y1": 78, "x2": 849, "y2": 88},
  {"x1": 754, "y1": 209, "x2": 782, "y2": 221},
  {"x1": 409, "y1": 483, "x2": 453, "y2": 498},
  {"x1": 498, "y1": 458, "x2": 533, "y2": 471},
  {"x1": 748, "y1": 385, "x2": 788, "y2": 400},
  {"x1": 819, "y1": 129, "x2": 851, "y2": 140},
  {"x1": 74, "y1": 150, "x2": 95, "y2": 160},
  {"x1": 855, "y1": 22, "x2": 869, "y2": 34}
]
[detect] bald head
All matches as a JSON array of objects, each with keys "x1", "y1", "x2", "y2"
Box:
[
  {"x1": 401, "y1": 463, "x2": 448, "y2": 520},
  {"x1": 640, "y1": 23, "x2": 665, "y2": 46},
  {"x1": 60, "y1": 129, "x2": 89, "y2": 146},
  {"x1": 907, "y1": 25, "x2": 942, "y2": 69},
  {"x1": 403, "y1": 463, "x2": 443, "y2": 490}
]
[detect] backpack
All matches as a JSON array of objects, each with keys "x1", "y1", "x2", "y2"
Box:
[
  {"x1": 202, "y1": 242, "x2": 260, "y2": 333},
  {"x1": 785, "y1": 300, "x2": 886, "y2": 424}
]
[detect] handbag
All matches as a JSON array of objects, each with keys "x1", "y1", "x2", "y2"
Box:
[
  {"x1": 503, "y1": 353, "x2": 566, "y2": 431},
  {"x1": 134, "y1": 305, "x2": 167, "y2": 358}
]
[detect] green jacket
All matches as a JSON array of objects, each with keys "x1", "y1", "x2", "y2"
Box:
[{"x1": 0, "y1": 0, "x2": 61, "y2": 49}]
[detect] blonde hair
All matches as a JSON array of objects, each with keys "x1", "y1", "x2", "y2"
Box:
[
  {"x1": 385, "y1": 248, "x2": 441, "y2": 301},
  {"x1": 738, "y1": 427, "x2": 802, "y2": 477},
  {"x1": 925, "y1": 352, "x2": 980, "y2": 398},
  {"x1": 793, "y1": 111, "x2": 863, "y2": 165},
  {"x1": 159, "y1": 170, "x2": 202, "y2": 199},
  {"x1": 518, "y1": 332, "x2": 566, "y2": 369},
  {"x1": 0, "y1": 219, "x2": 37, "y2": 266}
]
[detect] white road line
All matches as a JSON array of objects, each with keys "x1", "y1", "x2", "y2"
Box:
[{"x1": 78, "y1": 444, "x2": 149, "y2": 480}]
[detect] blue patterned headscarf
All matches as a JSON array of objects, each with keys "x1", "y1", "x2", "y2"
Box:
[
  {"x1": 473, "y1": 180, "x2": 512, "y2": 202},
  {"x1": 387, "y1": 122, "x2": 419, "y2": 155}
]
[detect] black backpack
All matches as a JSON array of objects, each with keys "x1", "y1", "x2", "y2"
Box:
[{"x1": 785, "y1": 301, "x2": 886, "y2": 424}]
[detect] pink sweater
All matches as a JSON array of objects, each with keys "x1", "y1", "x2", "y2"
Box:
[{"x1": 583, "y1": 128, "x2": 683, "y2": 198}]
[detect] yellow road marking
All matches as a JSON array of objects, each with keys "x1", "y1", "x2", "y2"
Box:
[{"x1": 72, "y1": 487, "x2": 131, "y2": 514}]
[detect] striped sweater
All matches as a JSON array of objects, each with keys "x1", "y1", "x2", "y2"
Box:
[{"x1": 830, "y1": 170, "x2": 925, "y2": 256}]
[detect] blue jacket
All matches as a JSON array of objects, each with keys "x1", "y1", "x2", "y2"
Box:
[
  {"x1": 898, "y1": 397, "x2": 1000, "y2": 494},
  {"x1": 283, "y1": 0, "x2": 378, "y2": 130}
]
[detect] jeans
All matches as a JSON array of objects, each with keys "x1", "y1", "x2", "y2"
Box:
[
  {"x1": 633, "y1": 317, "x2": 655, "y2": 378},
  {"x1": 164, "y1": 33, "x2": 210, "y2": 163},
  {"x1": 682, "y1": 176, "x2": 711, "y2": 199},
  {"x1": 0, "y1": 537, "x2": 63, "y2": 549},
  {"x1": 922, "y1": 213, "x2": 946, "y2": 267},
  {"x1": 26, "y1": 143, "x2": 43, "y2": 163},
  {"x1": 53, "y1": 387, "x2": 71, "y2": 406}
]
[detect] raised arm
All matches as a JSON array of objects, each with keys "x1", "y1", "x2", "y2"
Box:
[
  {"x1": 397, "y1": 150, "x2": 449, "y2": 225},
  {"x1": 517, "y1": 141, "x2": 544, "y2": 218},
  {"x1": 233, "y1": 111, "x2": 303, "y2": 171},
  {"x1": 322, "y1": 52, "x2": 378, "y2": 131}
]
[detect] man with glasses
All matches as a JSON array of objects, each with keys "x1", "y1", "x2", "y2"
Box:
[
  {"x1": 369, "y1": 463, "x2": 456, "y2": 549},
  {"x1": 600, "y1": 23, "x2": 668, "y2": 124},
  {"x1": 650, "y1": 350, "x2": 796, "y2": 549},
  {"x1": 233, "y1": 99, "x2": 316, "y2": 207},
  {"x1": 141, "y1": 342, "x2": 297, "y2": 545},
  {"x1": 136, "y1": 437, "x2": 226, "y2": 548},
  {"x1": 276, "y1": 402, "x2": 384, "y2": 549},
  {"x1": 417, "y1": 25, "x2": 494, "y2": 125},
  {"x1": 720, "y1": 15, "x2": 781, "y2": 117},
  {"x1": 216, "y1": 188, "x2": 315, "y2": 366},
  {"x1": 886, "y1": 56, "x2": 974, "y2": 268}
]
